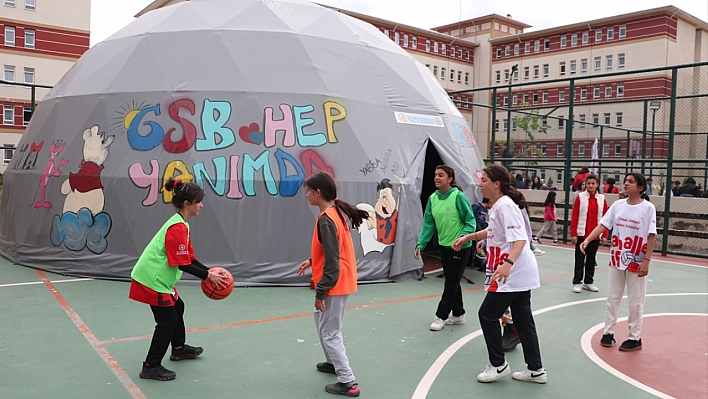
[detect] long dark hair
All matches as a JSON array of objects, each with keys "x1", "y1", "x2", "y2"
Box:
[
  {"x1": 483, "y1": 164, "x2": 527, "y2": 209},
  {"x1": 605, "y1": 177, "x2": 616, "y2": 193},
  {"x1": 306, "y1": 171, "x2": 369, "y2": 228},
  {"x1": 165, "y1": 178, "x2": 204, "y2": 209},
  {"x1": 544, "y1": 191, "x2": 556, "y2": 206},
  {"x1": 436, "y1": 165, "x2": 463, "y2": 192},
  {"x1": 625, "y1": 172, "x2": 650, "y2": 200}
]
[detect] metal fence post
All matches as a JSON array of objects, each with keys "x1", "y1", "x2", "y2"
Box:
[
  {"x1": 562, "y1": 79, "x2": 575, "y2": 242},
  {"x1": 641, "y1": 100, "x2": 648, "y2": 175},
  {"x1": 661, "y1": 67, "x2": 678, "y2": 255},
  {"x1": 491, "y1": 87, "x2": 497, "y2": 163}
]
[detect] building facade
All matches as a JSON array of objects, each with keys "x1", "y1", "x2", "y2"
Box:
[{"x1": 0, "y1": 0, "x2": 90, "y2": 171}]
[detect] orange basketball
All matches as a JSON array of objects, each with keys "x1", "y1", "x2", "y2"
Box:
[{"x1": 201, "y1": 267, "x2": 234, "y2": 300}]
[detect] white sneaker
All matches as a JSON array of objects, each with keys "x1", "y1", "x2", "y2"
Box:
[
  {"x1": 512, "y1": 367, "x2": 547, "y2": 384},
  {"x1": 583, "y1": 284, "x2": 599, "y2": 292},
  {"x1": 572, "y1": 284, "x2": 582, "y2": 293},
  {"x1": 477, "y1": 362, "x2": 511, "y2": 382},
  {"x1": 445, "y1": 314, "x2": 465, "y2": 325},
  {"x1": 532, "y1": 248, "x2": 545, "y2": 256},
  {"x1": 430, "y1": 317, "x2": 446, "y2": 331}
]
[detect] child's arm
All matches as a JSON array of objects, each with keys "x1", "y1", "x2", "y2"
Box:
[
  {"x1": 580, "y1": 223, "x2": 608, "y2": 253},
  {"x1": 638, "y1": 233, "x2": 656, "y2": 277}
]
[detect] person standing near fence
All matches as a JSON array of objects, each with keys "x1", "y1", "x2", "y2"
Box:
[
  {"x1": 580, "y1": 172, "x2": 656, "y2": 351},
  {"x1": 570, "y1": 174, "x2": 608, "y2": 293},
  {"x1": 533, "y1": 191, "x2": 561, "y2": 245}
]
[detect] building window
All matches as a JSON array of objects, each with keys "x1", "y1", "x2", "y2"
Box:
[
  {"x1": 441, "y1": 67, "x2": 446, "y2": 81},
  {"x1": 570, "y1": 60, "x2": 577, "y2": 74},
  {"x1": 383, "y1": 29, "x2": 389, "y2": 37},
  {"x1": 533, "y1": 92, "x2": 539, "y2": 104},
  {"x1": 521, "y1": 143, "x2": 527, "y2": 153},
  {"x1": 618, "y1": 53, "x2": 625, "y2": 68},
  {"x1": 23, "y1": 67, "x2": 34, "y2": 84},
  {"x1": 503, "y1": 119, "x2": 508, "y2": 131},
  {"x1": 4, "y1": 0, "x2": 15, "y2": 6},
  {"x1": 395, "y1": 31, "x2": 400, "y2": 44},
  {"x1": 595, "y1": 28, "x2": 602, "y2": 43},
  {"x1": 514, "y1": 43, "x2": 519, "y2": 56},
  {"x1": 442, "y1": 43, "x2": 447, "y2": 56},
  {"x1": 559, "y1": 62, "x2": 566, "y2": 75},
  {"x1": 542, "y1": 90, "x2": 548, "y2": 104},
  {"x1": 559, "y1": 89, "x2": 565, "y2": 103},
  {"x1": 23, "y1": 106, "x2": 31, "y2": 125},
  {"x1": 604, "y1": 113, "x2": 611, "y2": 125},
  {"x1": 504, "y1": 69, "x2": 509, "y2": 82},
  {"x1": 580, "y1": 88, "x2": 587, "y2": 100},
  {"x1": 523, "y1": 66, "x2": 529, "y2": 80},
  {"x1": 606, "y1": 55, "x2": 613, "y2": 70},
  {"x1": 607, "y1": 27, "x2": 614, "y2": 41},
  {"x1": 458, "y1": 71, "x2": 462, "y2": 83},
  {"x1": 4, "y1": 26, "x2": 15, "y2": 47},
  {"x1": 24, "y1": 29, "x2": 35, "y2": 49},
  {"x1": 433, "y1": 41, "x2": 438, "y2": 54},
  {"x1": 458, "y1": 48, "x2": 462, "y2": 59},
  {"x1": 605, "y1": 86, "x2": 612, "y2": 98},
  {"x1": 544, "y1": 38, "x2": 550, "y2": 51},
  {"x1": 534, "y1": 40, "x2": 540, "y2": 53},
  {"x1": 513, "y1": 70, "x2": 518, "y2": 81},
  {"x1": 543, "y1": 64, "x2": 549, "y2": 77},
  {"x1": 495, "y1": 119, "x2": 499, "y2": 132},
  {"x1": 571, "y1": 33, "x2": 578, "y2": 47},
  {"x1": 412, "y1": 36, "x2": 417, "y2": 48},
  {"x1": 3, "y1": 144, "x2": 14, "y2": 165},
  {"x1": 578, "y1": 143, "x2": 585, "y2": 155},
  {"x1": 450, "y1": 45, "x2": 454, "y2": 57},
  {"x1": 505, "y1": 45, "x2": 510, "y2": 57},
  {"x1": 495, "y1": 70, "x2": 501, "y2": 83},
  {"x1": 615, "y1": 142, "x2": 622, "y2": 156},
  {"x1": 560, "y1": 35, "x2": 567, "y2": 48},
  {"x1": 558, "y1": 116, "x2": 565, "y2": 130},
  {"x1": 603, "y1": 143, "x2": 610, "y2": 156},
  {"x1": 582, "y1": 31, "x2": 589, "y2": 45},
  {"x1": 403, "y1": 34, "x2": 408, "y2": 47},
  {"x1": 525, "y1": 41, "x2": 530, "y2": 54},
  {"x1": 512, "y1": 94, "x2": 518, "y2": 106},
  {"x1": 581, "y1": 58, "x2": 588, "y2": 73},
  {"x1": 557, "y1": 143, "x2": 564, "y2": 155},
  {"x1": 496, "y1": 47, "x2": 502, "y2": 59},
  {"x1": 3, "y1": 105, "x2": 14, "y2": 125},
  {"x1": 25, "y1": 0, "x2": 35, "y2": 10},
  {"x1": 465, "y1": 49, "x2": 470, "y2": 61},
  {"x1": 433, "y1": 66, "x2": 438, "y2": 77},
  {"x1": 426, "y1": 39, "x2": 431, "y2": 52},
  {"x1": 512, "y1": 119, "x2": 517, "y2": 131},
  {"x1": 465, "y1": 72, "x2": 469, "y2": 85},
  {"x1": 523, "y1": 93, "x2": 529, "y2": 104},
  {"x1": 592, "y1": 113, "x2": 599, "y2": 125},
  {"x1": 593, "y1": 86, "x2": 600, "y2": 99},
  {"x1": 579, "y1": 114, "x2": 586, "y2": 128},
  {"x1": 3, "y1": 65, "x2": 15, "y2": 81},
  {"x1": 557, "y1": 171, "x2": 563, "y2": 183},
  {"x1": 619, "y1": 24, "x2": 626, "y2": 39},
  {"x1": 617, "y1": 83, "x2": 624, "y2": 97},
  {"x1": 594, "y1": 57, "x2": 601, "y2": 71},
  {"x1": 616, "y1": 112, "x2": 623, "y2": 127},
  {"x1": 533, "y1": 65, "x2": 539, "y2": 79},
  {"x1": 541, "y1": 143, "x2": 547, "y2": 154},
  {"x1": 450, "y1": 69, "x2": 454, "y2": 82}
]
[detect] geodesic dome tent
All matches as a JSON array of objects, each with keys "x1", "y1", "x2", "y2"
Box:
[{"x1": 0, "y1": 0, "x2": 484, "y2": 285}]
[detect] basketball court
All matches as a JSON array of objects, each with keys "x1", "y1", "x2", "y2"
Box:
[{"x1": 0, "y1": 243, "x2": 705, "y2": 398}]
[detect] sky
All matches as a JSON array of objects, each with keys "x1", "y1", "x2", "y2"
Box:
[{"x1": 90, "y1": 0, "x2": 708, "y2": 46}]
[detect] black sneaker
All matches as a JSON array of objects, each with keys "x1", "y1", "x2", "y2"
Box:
[
  {"x1": 169, "y1": 344, "x2": 204, "y2": 361},
  {"x1": 600, "y1": 334, "x2": 616, "y2": 348},
  {"x1": 619, "y1": 339, "x2": 642, "y2": 352},
  {"x1": 317, "y1": 362, "x2": 336, "y2": 374},
  {"x1": 325, "y1": 382, "x2": 360, "y2": 397},
  {"x1": 140, "y1": 362, "x2": 176, "y2": 381}
]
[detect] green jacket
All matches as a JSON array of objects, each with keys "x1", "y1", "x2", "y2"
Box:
[
  {"x1": 416, "y1": 187, "x2": 475, "y2": 249},
  {"x1": 131, "y1": 213, "x2": 187, "y2": 293}
]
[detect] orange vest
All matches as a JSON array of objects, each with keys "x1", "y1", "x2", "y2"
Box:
[{"x1": 311, "y1": 207, "x2": 358, "y2": 296}]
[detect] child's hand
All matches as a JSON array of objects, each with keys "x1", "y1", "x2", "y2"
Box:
[
  {"x1": 579, "y1": 241, "x2": 588, "y2": 254},
  {"x1": 452, "y1": 235, "x2": 469, "y2": 251},
  {"x1": 491, "y1": 259, "x2": 512, "y2": 284},
  {"x1": 413, "y1": 248, "x2": 421, "y2": 260},
  {"x1": 296, "y1": 259, "x2": 311, "y2": 276},
  {"x1": 206, "y1": 268, "x2": 229, "y2": 289},
  {"x1": 637, "y1": 259, "x2": 650, "y2": 277}
]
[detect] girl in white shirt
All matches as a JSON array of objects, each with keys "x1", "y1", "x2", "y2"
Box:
[
  {"x1": 581, "y1": 172, "x2": 656, "y2": 352},
  {"x1": 454, "y1": 164, "x2": 545, "y2": 384}
]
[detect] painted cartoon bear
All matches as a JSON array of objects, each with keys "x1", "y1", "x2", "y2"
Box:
[{"x1": 60, "y1": 125, "x2": 115, "y2": 215}]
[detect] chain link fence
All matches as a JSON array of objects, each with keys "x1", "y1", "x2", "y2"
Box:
[{"x1": 451, "y1": 61, "x2": 708, "y2": 258}]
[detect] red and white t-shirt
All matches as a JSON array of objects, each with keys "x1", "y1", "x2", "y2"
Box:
[
  {"x1": 601, "y1": 199, "x2": 657, "y2": 272},
  {"x1": 484, "y1": 196, "x2": 540, "y2": 292}
]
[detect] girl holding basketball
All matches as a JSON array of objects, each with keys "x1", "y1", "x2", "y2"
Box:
[
  {"x1": 580, "y1": 172, "x2": 656, "y2": 352},
  {"x1": 129, "y1": 178, "x2": 228, "y2": 381},
  {"x1": 297, "y1": 171, "x2": 368, "y2": 397},
  {"x1": 453, "y1": 164, "x2": 546, "y2": 384}
]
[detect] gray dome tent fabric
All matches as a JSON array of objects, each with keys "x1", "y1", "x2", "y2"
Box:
[{"x1": 0, "y1": 0, "x2": 484, "y2": 285}]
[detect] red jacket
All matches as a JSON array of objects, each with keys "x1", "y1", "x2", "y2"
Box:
[{"x1": 573, "y1": 172, "x2": 589, "y2": 191}]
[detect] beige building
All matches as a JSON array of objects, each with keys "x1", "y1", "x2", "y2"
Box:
[{"x1": 0, "y1": 0, "x2": 91, "y2": 171}]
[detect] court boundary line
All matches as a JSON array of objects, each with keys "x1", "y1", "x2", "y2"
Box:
[
  {"x1": 411, "y1": 293, "x2": 708, "y2": 399},
  {"x1": 541, "y1": 244, "x2": 707, "y2": 269},
  {"x1": 35, "y1": 270, "x2": 147, "y2": 399},
  {"x1": 581, "y1": 313, "x2": 707, "y2": 399},
  {"x1": 0, "y1": 278, "x2": 94, "y2": 288}
]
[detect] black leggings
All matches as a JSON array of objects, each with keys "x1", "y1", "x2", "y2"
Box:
[
  {"x1": 574, "y1": 238, "x2": 600, "y2": 284},
  {"x1": 145, "y1": 297, "x2": 186, "y2": 366},
  {"x1": 436, "y1": 247, "x2": 471, "y2": 319}
]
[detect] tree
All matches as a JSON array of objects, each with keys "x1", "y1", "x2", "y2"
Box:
[{"x1": 511, "y1": 102, "x2": 550, "y2": 166}]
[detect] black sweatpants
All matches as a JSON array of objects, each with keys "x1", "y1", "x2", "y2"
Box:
[
  {"x1": 436, "y1": 246, "x2": 471, "y2": 320},
  {"x1": 145, "y1": 296, "x2": 186, "y2": 367},
  {"x1": 478, "y1": 290, "x2": 543, "y2": 370},
  {"x1": 574, "y1": 238, "x2": 600, "y2": 284}
]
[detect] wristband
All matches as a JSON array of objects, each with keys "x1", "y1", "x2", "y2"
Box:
[{"x1": 504, "y1": 258, "x2": 514, "y2": 265}]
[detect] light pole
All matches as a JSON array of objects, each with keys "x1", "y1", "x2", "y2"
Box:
[{"x1": 649, "y1": 101, "x2": 661, "y2": 179}]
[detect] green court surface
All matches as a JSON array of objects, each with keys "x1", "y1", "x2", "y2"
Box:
[{"x1": 0, "y1": 244, "x2": 706, "y2": 399}]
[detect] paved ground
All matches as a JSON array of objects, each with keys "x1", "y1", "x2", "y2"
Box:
[{"x1": 0, "y1": 243, "x2": 705, "y2": 399}]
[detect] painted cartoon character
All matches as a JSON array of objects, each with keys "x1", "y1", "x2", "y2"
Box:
[
  {"x1": 374, "y1": 178, "x2": 399, "y2": 245},
  {"x1": 60, "y1": 125, "x2": 115, "y2": 215},
  {"x1": 33, "y1": 141, "x2": 68, "y2": 209},
  {"x1": 355, "y1": 203, "x2": 389, "y2": 255},
  {"x1": 16, "y1": 142, "x2": 44, "y2": 170}
]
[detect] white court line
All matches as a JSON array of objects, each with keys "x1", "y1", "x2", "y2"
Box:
[
  {"x1": 538, "y1": 244, "x2": 708, "y2": 269},
  {"x1": 0, "y1": 278, "x2": 94, "y2": 288},
  {"x1": 411, "y1": 293, "x2": 708, "y2": 399},
  {"x1": 581, "y1": 313, "x2": 707, "y2": 399}
]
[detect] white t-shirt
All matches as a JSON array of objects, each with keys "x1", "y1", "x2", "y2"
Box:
[
  {"x1": 484, "y1": 196, "x2": 540, "y2": 292},
  {"x1": 601, "y1": 199, "x2": 657, "y2": 272}
]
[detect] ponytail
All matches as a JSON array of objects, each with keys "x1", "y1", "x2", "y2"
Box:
[
  {"x1": 334, "y1": 199, "x2": 370, "y2": 229},
  {"x1": 306, "y1": 171, "x2": 370, "y2": 228},
  {"x1": 483, "y1": 164, "x2": 527, "y2": 209}
]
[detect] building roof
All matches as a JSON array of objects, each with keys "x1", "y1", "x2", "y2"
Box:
[
  {"x1": 432, "y1": 14, "x2": 532, "y2": 32},
  {"x1": 489, "y1": 5, "x2": 708, "y2": 44}
]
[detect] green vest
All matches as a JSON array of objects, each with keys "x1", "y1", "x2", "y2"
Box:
[
  {"x1": 131, "y1": 213, "x2": 187, "y2": 293},
  {"x1": 430, "y1": 189, "x2": 465, "y2": 247}
]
